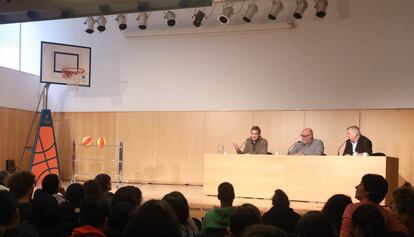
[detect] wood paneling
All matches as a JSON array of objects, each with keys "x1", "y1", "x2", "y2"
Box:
[
  {"x1": 253, "y1": 111, "x2": 304, "y2": 155},
  {"x1": 0, "y1": 107, "x2": 34, "y2": 171},
  {"x1": 304, "y1": 110, "x2": 360, "y2": 155},
  {"x1": 158, "y1": 112, "x2": 205, "y2": 184},
  {"x1": 115, "y1": 112, "x2": 158, "y2": 182},
  {"x1": 204, "y1": 111, "x2": 253, "y2": 154},
  {"x1": 2, "y1": 108, "x2": 414, "y2": 186},
  {"x1": 360, "y1": 110, "x2": 414, "y2": 183}
]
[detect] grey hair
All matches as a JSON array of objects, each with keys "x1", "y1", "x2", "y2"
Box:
[{"x1": 346, "y1": 126, "x2": 361, "y2": 136}]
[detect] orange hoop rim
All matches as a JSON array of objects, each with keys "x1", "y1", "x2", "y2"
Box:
[{"x1": 62, "y1": 68, "x2": 86, "y2": 78}]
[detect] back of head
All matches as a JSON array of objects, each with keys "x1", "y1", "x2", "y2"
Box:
[
  {"x1": 64, "y1": 183, "x2": 86, "y2": 208},
  {"x1": 230, "y1": 203, "x2": 262, "y2": 237},
  {"x1": 295, "y1": 211, "x2": 336, "y2": 237},
  {"x1": 108, "y1": 201, "x2": 134, "y2": 229},
  {"x1": 272, "y1": 189, "x2": 290, "y2": 208},
  {"x1": 31, "y1": 193, "x2": 60, "y2": 226},
  {"x1": 162, "y1": 191, "x2": 190, "y2": 224},
  {"x1": 7, "y1": 171, "x2": 36, "y2": 199},
  {"x1": 0, "y1": 170, "x2": 9, "y2": 185},
  {"x1": 125, "y1": 199, "x2": 180, "y2": 237},
  {"x1": 0, "y1": 190, "x2": 18, "y2": 227},
  {"x1": 392, "y1": 184, "x2": 414, "y2": 216},
  {"x1": 41, "y1": 174, "x2": 60, "y2": 195},
  {"x1": 94, "y1": 174, "x2": 111, "y2": 192},
  {"x1": 3, "y1": 225, "x2": 39, "y2": 237},
  {"x1": 361, "y1": 174, "x2": 388, "y2": 203},
  {"x1": 242, "y1": 225, "x2": 288, "y2": 237},
  {"x1": 352, "y1": 205, "x2": 387, "y2": 237},
  {"x1": 112, "y1": 186, "x2": 142, "y2": 208},
  {"x1": 80, "y1": 196, "x2": 109, "y2": 228},
  {"x1": 218, "y1": 182, "x2": 235, "y2": 204},
  {"x1": 322, "y1": 194, "x2": 353, "y2": 231},
  {"x1": 83, "y1": 179, "x2": 103, "y2": 198}
]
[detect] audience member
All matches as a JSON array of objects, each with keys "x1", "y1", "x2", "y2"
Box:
[
  {"x1": 105, "y1": 202, "x2": 133, "y2": 237},
  {"x1": 30, "y1": 193, "x2": 65, "y2": 237},
  {"x1": 71, "y1": 197, "x2": 109, "y2": 237},
  {"x1": 0, "y1": 170, "x2": 10, "y2": 191},
  {"x1": 7, "y1": 171, "x2": 36, "y2": 223},
  {"x1": 352, "y1": 205, "x2": 389, "y2": 237},
  {"x1": 163, "y1": 191, "x2": 200, "y2": 237},
  {"x1": 60, "y1": 183, "x2": 86, "y2": 234},
  {"x1": 242, "y1": 225, "x2": 288, "y2": 237},
  {"x1": 230, "y1": 204, "x2": 262, "y2": 237},
  {"x1": 94, "y1": 174, "x2": 113, "y2": 206},
  {"x1": 0, "y1": 191, "x2": 20, "y2": 236},
  {"x1": 263, "y1": 189, "x2": 300, "y2": 235},
  {"x1": 295, "y1": 211, "x2": 336, "y2": 237},
  {"x1": 83, "y1": 180, "x2": 103, "y2": 198},
  {"x1": 112, "y1": 186, "x2": 142, "y2": 208},
  {"x1": 339, "y1": 174, "x2": 408, "y2": 237},
  {"x1": 39, "y1": 174, "x2": 65, "y2": 204},
  {"x1": 124, "y1": 199, "x2": 181, "y2": 237},
  {"x1": 391, "y1": 182, "x2": 414, "y2": 236},
  {"x1": 322, "y1": 194, "x2": 352, "y2": 236},
  {"x1": 2, "y1": 225, "x2": 39, "y2": 237},
  {"x1": 201, "y1": 182, "x2": 235, "y2": 237}
]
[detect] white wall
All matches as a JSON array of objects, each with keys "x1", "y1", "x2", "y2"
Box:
[
  {"x1": 15, "y1": 0, "x2": 414, "y2": 112},
  {"x1": 0, "y1": 67, "x2": 41, "y2": 111}
]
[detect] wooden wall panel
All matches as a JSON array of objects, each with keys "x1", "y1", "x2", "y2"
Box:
[
  {"x1": 0, "y1": 108, "x2": 34, "y2": 171},
  {"x1": 204, "y1": 111, "x2": 253, "y2": 154},
  {"x1": 3, "y1": 108, "x2": 414, "y2": 186},
  {"x1": 157, "y1": 112, "x2": 205, "y2": 184},
  {"x1": 115, "y1": 112, "x2": 158, "y2": 183},
  {"x1": 253, "y1": 111, "x2": 305, "y2": 155},
  {"x1": 304, "y1": 110, "x2": 360, "y2": 155},
  {"x1": 360, "y1": 110, "x2": 414, "y2": 183}
]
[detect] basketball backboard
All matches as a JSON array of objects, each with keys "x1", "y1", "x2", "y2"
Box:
[{"x1": 40, "y1": 41, "x2": 91, "y2": 87}]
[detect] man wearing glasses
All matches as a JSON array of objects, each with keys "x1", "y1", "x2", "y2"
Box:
[{"x1": 288, "y1": 128, "x2": 324, "y2": 155}]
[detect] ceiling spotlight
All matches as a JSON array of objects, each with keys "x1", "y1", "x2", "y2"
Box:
[
  {"x1": 293, "y1": 0, "x2": 308, "y2": 19},
  {"x1": 243, "y1": 2, "x2": 258, "y2": 23},
  {"x1": 137, "y1": 12, "x2": 148, "y2": 30},
  {"x1": 218, "y1": 2, "x2": 234, "y2": 25},
  {"x1": 193, "y1": 10, "x2": 206, "y2": 27},
  {"x1": 164, "y1": 11, "x2": 176, "y2": 27},
  {"x1": 116, "y1": 14, "x2": 127, "y2": 30},
  {"x1": 84, "y1": 16, "x2": 95, "y2": 34},
  {"x1": 315, "y1": 0, "x2": 328, "y2": 18},
  {"x1": 268, "y1": 0, "x2": 283, "y2": 20},
  {"x1": 96, "y1": 16, "x2": 107, "y2": 32}
]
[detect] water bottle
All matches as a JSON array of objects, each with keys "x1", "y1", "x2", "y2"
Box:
[{"x1": 217, "y1": 144, "x2": 225, "y2": 154}]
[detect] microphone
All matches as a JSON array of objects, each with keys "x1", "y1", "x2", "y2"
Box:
[
  {"x1": 337, "y1": 140, "x2": 347, "y2": 155},
  {"x1": 288, "y1": 141, "x2": 301, "y2": 154}
]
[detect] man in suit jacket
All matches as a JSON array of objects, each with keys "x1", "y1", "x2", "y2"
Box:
[{"x1": 343, "y1": 126, "x2": 373, "y2": 155}]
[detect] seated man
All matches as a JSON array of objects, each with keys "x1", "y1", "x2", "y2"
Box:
[
  {"x1": 343, "y1": 126, "x2": 372, "y2": 155},
  {"x1": 233, "y1": 126, "x2": 268, "y2": 154},
  {"x1": 201, "y1": 182, "x2": 235, "y2": 236},
  {"x1": 288, "y1": 128, "x2": 324, "y2": 155},
  {"x1": 339, "y1": 174, "x2": 408, "y2": 237}
]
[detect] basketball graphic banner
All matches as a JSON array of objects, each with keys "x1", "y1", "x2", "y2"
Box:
[{"x1": 29, "y1": 109, "x2": 60, "y2": 186}]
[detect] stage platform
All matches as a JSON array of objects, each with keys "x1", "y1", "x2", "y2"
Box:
[{"x1": 63, "y1": 182, "x2": 325, "y2": 219}]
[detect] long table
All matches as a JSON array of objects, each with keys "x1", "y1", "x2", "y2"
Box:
[{"x1": 203, "y1": 154, "x2": 398, "y2": 204}]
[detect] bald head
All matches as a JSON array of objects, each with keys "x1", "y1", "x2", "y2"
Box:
[
  {"x1": 346, "y1": 126, "x2": 360, "y2": 142},
  {"x1": 300, "y1": 128, "x2": 314, "y2": 144}
]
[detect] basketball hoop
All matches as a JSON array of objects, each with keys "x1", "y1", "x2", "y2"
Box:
[{"x1": 62, "y1": 68, "x2": 86, "y2": 86}]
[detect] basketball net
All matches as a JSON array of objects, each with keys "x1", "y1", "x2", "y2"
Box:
[{"x1": 62, "y1": 68, "x2": 86, "y2": 87}]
